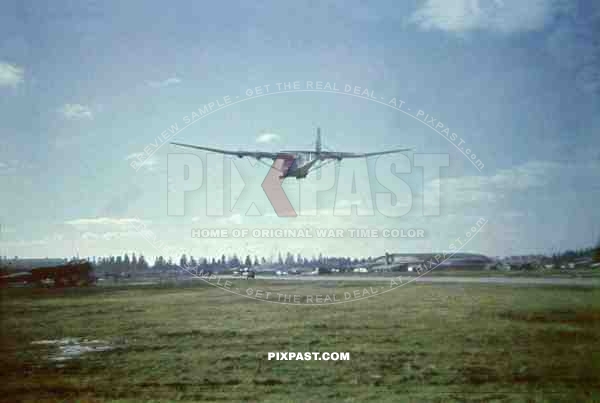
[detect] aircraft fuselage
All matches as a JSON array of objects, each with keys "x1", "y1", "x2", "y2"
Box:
[{"x1": 281, "y1": 155, "x2": 319, "y2": 179}]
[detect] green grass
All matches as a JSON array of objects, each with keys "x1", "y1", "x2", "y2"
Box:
[
  {"x1": 320, "y1": 269, "x2": 600, "y2": 278},
  {"x1": 1, "y1": 281, "x2": 600, "y2": 402},
  {"x1": 421, "y1": 269, "x2": 600, "y2": 278}
]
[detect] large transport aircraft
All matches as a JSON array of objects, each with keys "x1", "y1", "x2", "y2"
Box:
[{"x1": 171, "y1": 128, "x2": 413, "y2": 179}]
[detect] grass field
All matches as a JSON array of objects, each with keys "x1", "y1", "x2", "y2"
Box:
[
  {"x1": 412, "y1": 269, "x2": 600, "y2": 278},
  {"x1": 2, "y1": 280, "x2": 600, "y2": 402}
]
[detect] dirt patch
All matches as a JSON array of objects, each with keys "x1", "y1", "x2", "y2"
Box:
[
  {"x1": 460, "y1": 365, "x2": 500, "y2": 385},
  {"x1": 158, "y1": 329, "x2": 240, "y2": 338},
  {"x1": 540, "y1": 329, "x2": 599, "y2": 343},
  {"x1": 501, "y1": 309, "x2": 600, "y2": 325},
  {"x1": 253, "y1": 378, "x2": 283, "y2": 386}
]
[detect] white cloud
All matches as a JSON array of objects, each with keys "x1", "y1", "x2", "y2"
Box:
[
  {"x1": 445, "y1": 160, "x2": 555, "y2": 189},
  {"x1": 60, "y1": 104, "x2": 93, "y2": 120},
  {"x1": 410, "y1": 0, "x2": 566, "y2": 33},
  {"x1": 66, "y1": 217, "x2": 149, "y2": 243},
  {"x1": 256, "y1": 132, "x2": 280, "y2": 144},
  {"x1": 0, "y1": 239, "x2": 48, "y2": 247},
  {"x1": 81, "y1": 231, "x2": 139, "y2": 241},
  {"x1": 147, "y1": 77, "x2": 181, "y2": 88},
  {"x1": 125, "y1": 152, "x2": 158, "y2": 171},
  {"x1": 125, "y1": 152, "x2": 145, "y2": 161},
  {"x1": 218, "y1": 214, "x2": 243, "y2": 225},
  {"x1": 427, "y1": 160, "x2": 558, "y2": 206},
  {"x1": 545, "y1": 8, "x2": 600, "y2": 94},
  {"x1": 0, "y1": 225, "x2": 16, "y2": 234},
  {"x1": 65, "y1": 217, "x2": 146, "y2": 227},
  {"x1": 0, "y1": 160, "x2": 24, "y2": 175},
  {"x1": 80, "y1": 232, "x2": 100, "y2": 240},
  {"x1": 410, "y1": 0, "x2": 599, "y2": 94},
  {"x1": 0, "y1": 62, "x2": 24, "y2": 87}
]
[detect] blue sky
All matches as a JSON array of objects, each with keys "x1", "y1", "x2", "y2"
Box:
[{"x1": 1, "y1": 0, "x2": 599, "y2": 260}]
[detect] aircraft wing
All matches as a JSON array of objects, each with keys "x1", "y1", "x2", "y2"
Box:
[
  {"x1": 170, "y1": 142, "x2": 282, "y2": 160},
  {"x1": 319, "y1": 147, "x2": 414, "y2": 159}
]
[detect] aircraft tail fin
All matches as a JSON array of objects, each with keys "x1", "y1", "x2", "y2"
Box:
[{"x1": 315, "y1": 127, "x2": 322, "y2": 158}]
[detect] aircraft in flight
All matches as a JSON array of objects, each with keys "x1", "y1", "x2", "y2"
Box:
[{"x1": 170, "y1": 128, "x2": 413, "y2": 179}]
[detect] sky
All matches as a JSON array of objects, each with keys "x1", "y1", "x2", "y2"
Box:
[{"x1": 1, "y1": 0, "x2": 599, "y2": 261}]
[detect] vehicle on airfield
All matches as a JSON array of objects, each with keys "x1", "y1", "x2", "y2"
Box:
[{"x1": 240, "y1": 267, "x2": 255, "y2": 279}]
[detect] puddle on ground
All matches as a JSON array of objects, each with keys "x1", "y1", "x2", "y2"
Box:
[{"x1": 31, "y1": 338, "x2": 115, "y2": 362}]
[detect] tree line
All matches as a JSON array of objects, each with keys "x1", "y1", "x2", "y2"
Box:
[{"x1": 91, "y1": 252, "x2": 370, "y2": 273}]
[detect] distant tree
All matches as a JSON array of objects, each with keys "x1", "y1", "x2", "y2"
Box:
[
  {"x1": 594, "y1": 240, "x2": 600, "y2": 263},
  {"x1": 278, "y1": 252, "x2": 284, "y2": 265},
  {"x1": 285, "y1": 252, "x2": 294, "y2": 265},
  {"x1": 155, "y1": 256, "x2": 165, "y2": 270},
  {"x1": 244, "y1": 255, "x2": 252, "y2": 267},
  {"x1": 138, "y1": 255, "x2": 149, "y2": 270},
  {"x1": 131, "y1": 253, "x2": 138, "y2": 271},
  {"x1": 253, "y1": 256, "x2": 259, "y2": 266}
]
